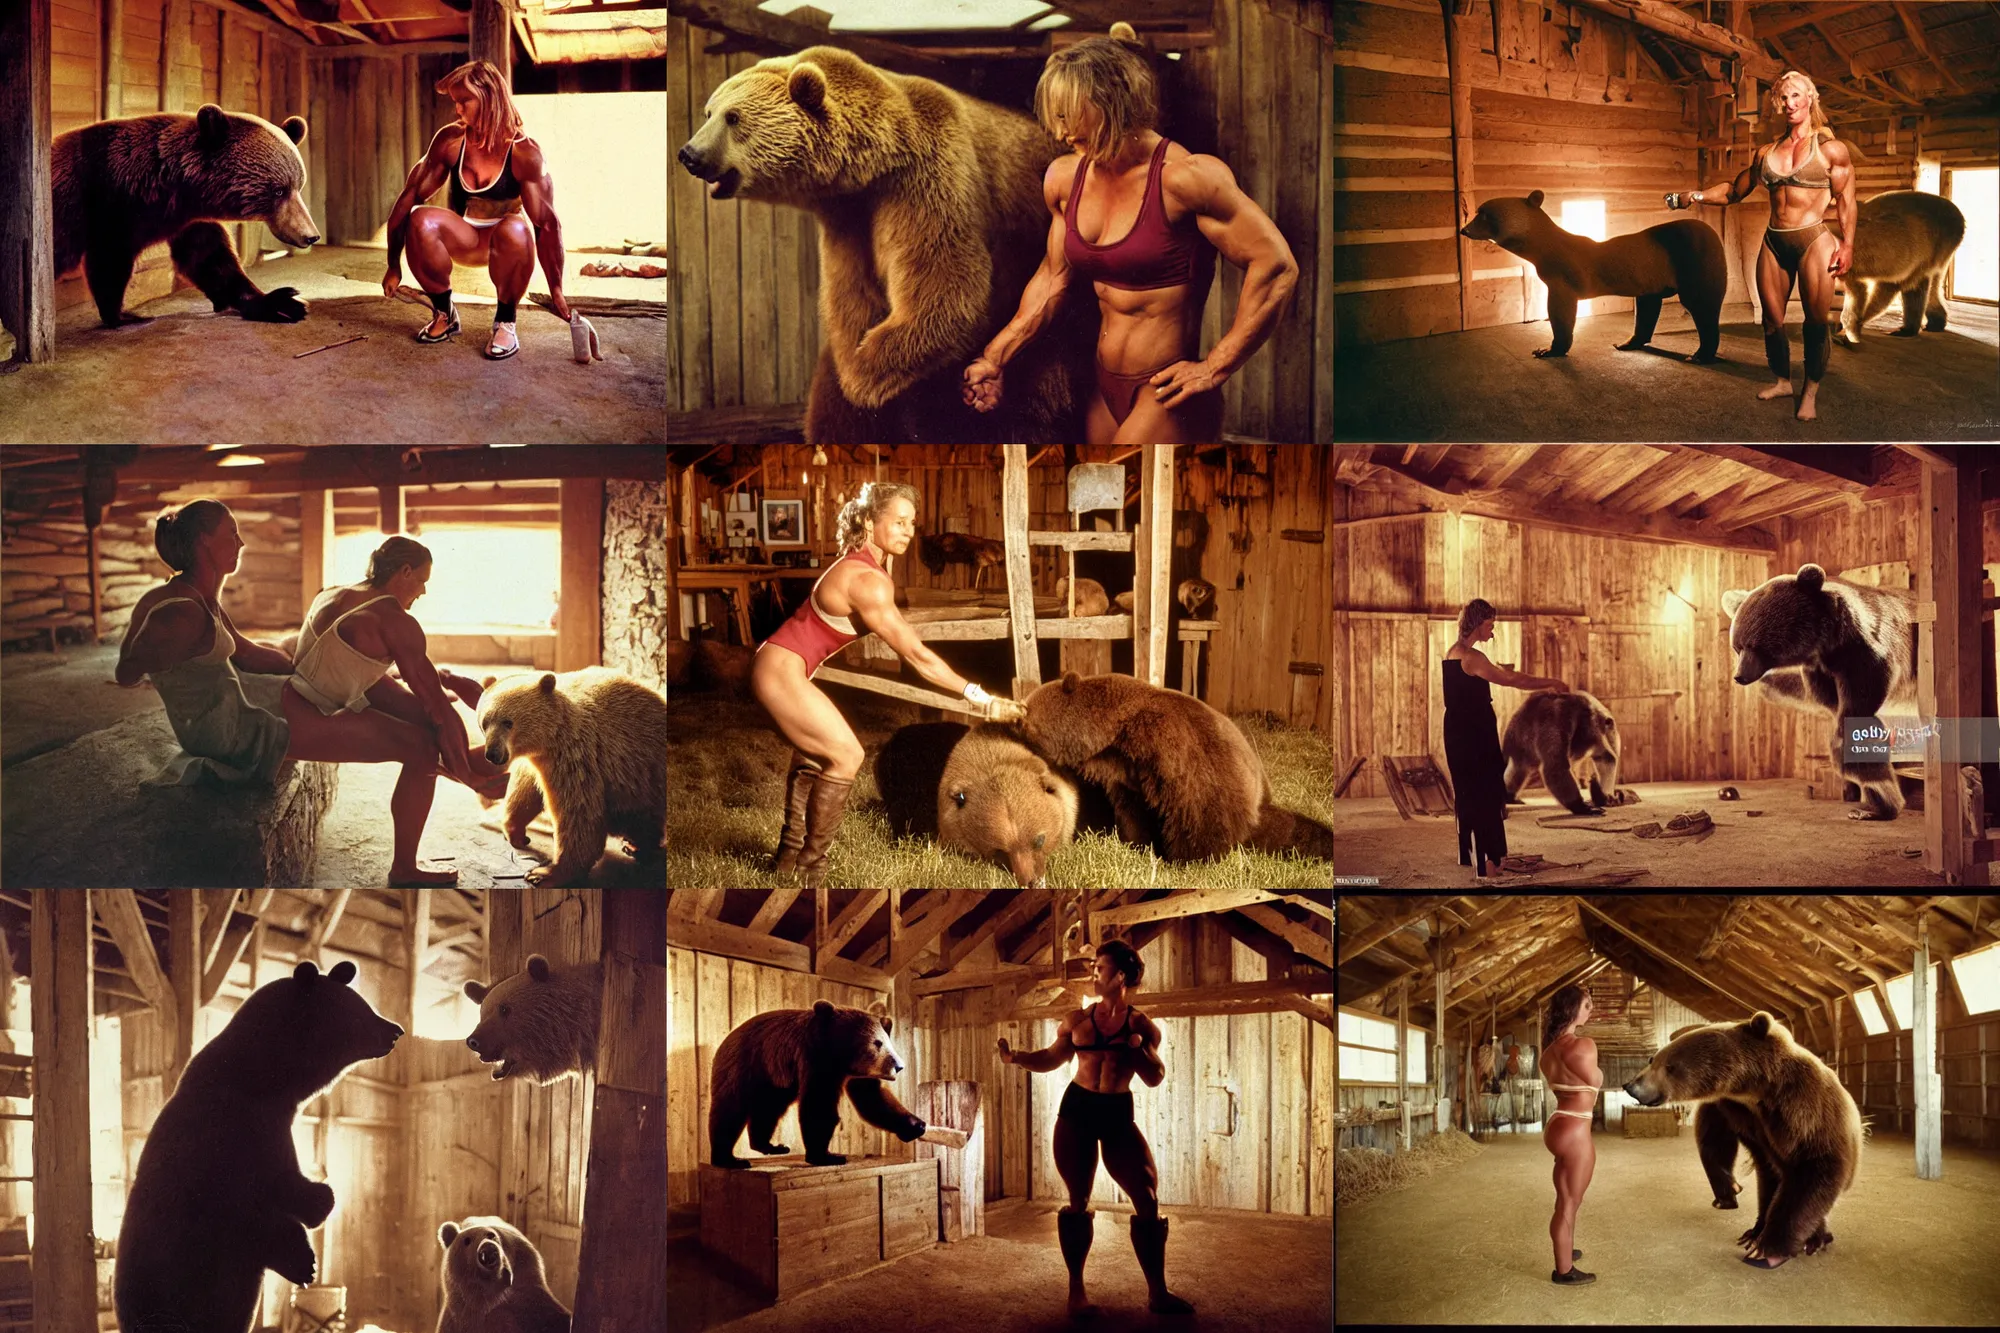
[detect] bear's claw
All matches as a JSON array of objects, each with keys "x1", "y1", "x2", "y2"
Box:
[{"x1": 240, "y1": 287, "x2": 308, "y2": 323}]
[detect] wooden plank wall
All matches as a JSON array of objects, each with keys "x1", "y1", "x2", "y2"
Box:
[
  {"x1": 311, "y1": 53, "x2": 456, "y2": 248},
  {"x1": 403, "y1": 1038, "x2": 503, "y2": 1332},
  {"x1": 664, "y1": 945, "x2": 896, "y2": 1208},
  {"x1": 1828, "y1": 968, "x2": 1998, "y2": 1151}
]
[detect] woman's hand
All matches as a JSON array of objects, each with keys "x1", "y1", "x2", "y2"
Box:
[
  {"x1": 438, "y1": 737, "x2": 476, "y2": 785},
  {"x1": 1150, "y1": 360, "x2": 1227, "y2": 411},
  {"x1": 382, "y1": 270, "x2": 402, "y2": 301},
  {"x1": 963, "y1": 357, "x2": 1004, "y2": 412},
  {"x1": 996, "y1": 1038, "x2": 1015, "y2": 1064},
  {"x1": 1829, "y1": 242, "x2": 1853, "y2": 278}
]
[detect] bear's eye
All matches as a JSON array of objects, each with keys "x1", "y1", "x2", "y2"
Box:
[
  {"x1": 952, "y1": 790, "x2": 967, "y2": 807},
  {"x1": 725, "y1": 110, "x2": 739, "y2": 127},
  {"x1": 499, "y1": 1004, "x2": 510, "y2": 1017}
]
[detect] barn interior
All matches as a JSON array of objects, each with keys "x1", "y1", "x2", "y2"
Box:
[
  {"x1": 1331, "y1": 444, "x2": 2000, "y2": 888},
  {"x1": 0, "y1": 1, "x2": 668, "y2": 444},
  {"x1": 1330, "y1": 0, "x2": 2000, "y2": 443},
  {"x1": 666, "y1": 444, "x2": 1335, "y2": 890},
  {"x1": 665, "y1": 0, "x2": 1333, "y2": 446},
  {"x1": 0, "y1": 445, "x2": 669, "y2": 890},
  {"x1": 0, "y1": 886, "x2": 666, "y2": 1333},
  {"x1": 669, "y1": 887, "x2": 1334, "y2": 1333},
  {"x1": 1336, "y1": 893, "x2": 2000, "y2": 1324}
]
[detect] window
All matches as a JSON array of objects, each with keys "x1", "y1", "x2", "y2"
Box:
[
  {"x1": 331, "y1": 528, "x2": 560, "y2": 631},
  {"x1": 1884, "y1": 963, "x2": 1943, "y2": 1029},
  {"x1": 1949, "y1": 944, "x2": 2000, "y2": 1016},
  {"x1": 1851, "y1": 987, "x2": 1888, "y2": 1035},
  {"x1": 1338, "y1": 1009, "x2": 1427, "y2": 1083}
]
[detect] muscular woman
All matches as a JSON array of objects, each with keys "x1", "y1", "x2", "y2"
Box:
[
  {"x1": 964, "y1": 30, "x2": 1297, "y2": 445},
  {"x1": 1671, "y1": 69, "x2": 1856, "y2": 422},
  {"x1": 1540, "y1": 983, "x2": 1601, "y2": 1285},
  {"x1": 750, "y1": 482, "x2": 1024, "y2": 889},
  {"x1": 997, "y1": 940, "x2": 1193, "y2": 1317},
  {"x1": 381, "y1": 59, "x2": 598, "y2": 362}
]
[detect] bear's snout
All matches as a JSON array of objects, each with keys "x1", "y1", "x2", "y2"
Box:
[
  {"x1": 1623, "y1": 1077, "x2": 1663, "y2": 1106},
  {"x1": 484, "y1": 744, "x2": 507, "y2": 765},
  {"x1": 677, "y1": 142, "x2": 710, "y2": 176}
]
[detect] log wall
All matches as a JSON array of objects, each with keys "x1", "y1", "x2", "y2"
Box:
[{"x1": 603, "y1": 479, "x2": 671, "y2": 691}]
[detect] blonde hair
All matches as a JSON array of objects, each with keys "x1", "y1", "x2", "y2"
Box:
[
  {"x1": 1034, "y1": 33, "x2": 1158, "y2": 163},
  {"x1": 835, "y1": 483, "x2": 919, "y2": 557},
  {"x1": 366, "y1": 535, "x2": 432, "y2": 587},
  {"x1": 1458, "y1": 598, "x2": 1498, "y2": 641},
  {"x1": 1767, "y1": 70, "x2": 1835, "y2": 143},
  {"x1": 436, "y1": 59, "x2": 525, "y2": 155},
  {"x1": 153, "y1": 499, "x2": 233, "y2": 573}
]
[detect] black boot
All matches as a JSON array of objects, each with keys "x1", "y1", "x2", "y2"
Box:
[
  {"x1": 769, "y1": 752, "x2": 820, "y2": 877},
  {"x1": 1056, "y1": 1208, "x2": 1098, "y2": 1319},
  {"x1": 1129, "y1": 1215, "x2": 1193, "y2": 1314}
]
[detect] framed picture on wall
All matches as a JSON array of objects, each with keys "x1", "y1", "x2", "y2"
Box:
[{"x1": 762, "y1": 496, "x2": 806, "y2": 547}]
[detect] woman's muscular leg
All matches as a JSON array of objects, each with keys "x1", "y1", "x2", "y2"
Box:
[
  {"x1": 1105, "y1": 1122, "x2": 1193, "y2": 1313},
  {"x1": 1793, "y1": 229, "x2": 1840, "y2": 421},
  {"x1": 751, "y1": 650, "x2": 865, "y2": 781},
  {"x1": 1052, "y1": 1114, "x2": 1102, "y2": 1317},
  {"x1": 486, "y1": 216, "x2": 534, "y2": 356},
  {"x1": 1755, "y1": 239, "x2": 1796, "y2": 402}
]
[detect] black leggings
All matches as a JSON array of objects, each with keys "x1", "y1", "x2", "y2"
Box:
[{"x1": 1054, "y1": 1083, "x2": 1162, "y2": 1219}]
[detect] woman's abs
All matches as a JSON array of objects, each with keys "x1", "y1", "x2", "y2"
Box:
[
  {"x1": 1093, "y1": 283, "x2": 1206, "y2": 374},
  {"x1": 1768, "y1": 184, "x2": 1832, "y2": 232}
]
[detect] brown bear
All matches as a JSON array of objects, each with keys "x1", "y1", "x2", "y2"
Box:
[
  {"x1": 709, "y1": 1001, "x2": 926, "y2": 1168},
  {"x1": 1834, "y1": 190, "x2": 1967, "y2": 346},
  {"x1": 938, "y1": 724, "x2": 1084, "y2": 888},
  {"x1": 1018, "y1": 672, "x2": 1333, "y2": 862},
  {"x1": 677, "y1": 45, "x2": 1085, "y2": 444},
  {"x1": 436, "y1": 1216, "x2": 571, "y2": 1333},
  {"x1": 1458, "y1": 190, "x2": 1725, "y2": 361},
  {"x1": 478, "y1": 668, "x2": 668, "y2": 886},
  {"x1": 464, "y1": 954, "x2": 602, "y2": 1084},
  {"x1": 1623, "y1": 1012, "x2": 1865, "y2": 1268},
  {"x1": 1055, "y1": 576, "x2": 1111, "y2": 617},
  {"x1": 116, "y1": 961, "x2": 402, "y2": 1333},
  {"x1": 54, "y1": 104, "x2": 319, "y2": 327}
]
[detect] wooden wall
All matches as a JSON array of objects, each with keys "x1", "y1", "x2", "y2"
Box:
[
  {"x1": 1825, "y1": 955, "x2": 2000, "y2": 1152},
  {"x1": 309, "y1": 52, "x2": 458, "y2": 249},
  {"x1": 667, "y1": 2, "x2": 1333, "y2": 443}
]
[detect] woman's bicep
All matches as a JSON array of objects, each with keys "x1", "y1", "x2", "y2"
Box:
[{"x1": 850, "y1": 578, "x2": 926, "y2": 658}]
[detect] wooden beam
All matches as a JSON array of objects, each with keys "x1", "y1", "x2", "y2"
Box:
[
  {"x1": 1236, "y1": 903, "x2": 1333, "y2": 967},
  {"x1": 306, "y1": 888, "x2": 353, "y2": 964},
  {"x1": 31, "y1": 890, "x2": 94, "y2": 1333},
  {"x1": 1094, "y1": 889, "x2": 1286, "y2": 929},
  {"x1": 669, "y1": 0, "x2": 948, "y2": 75},
  {"x1": 572, "y1": 1083, "x2": 666, "y2": 1331},
  {"x1": 202, "y1": 888, "x2": 275, "y2": 1006},
  {"x1": 821, "y1": 890, "x2": 887, "y2": 960},
  {"x1": 1132, "y1": 444, "x2": 1174, "y2": 684},
  {"x1": 885, "y1": 893, "x2": 980, "y2": 978},
  {"x1": 557, "y1": 476, "x2": 604, "y2": 671},
  {"x1": 406, "y1": 887, "x2": 432, "y2": 1032},
  {"x1": 1002, "y1": 444, "x2": 1039, "y2": 696},
  {"x1": 942, "y1": 890, "x2": 1048, "y2": 972},
  {"x1": 167, "y1": 889, "x2": 197, "y2": 1101},
  {"x1": 746, "y1": 888, "x2": 802, "y2": 935},
  {"x1": 94, "y1": 890, "x2": 174, "y2": 1024},
  {"x1": 908, "y1": 962, "x2": 1042, "y2": 997},
  {"x1": 1012, "y1": 977, "x2": 1331, "y2": 1020},
  {"x1": 1890, "y1": 2, "x2": 1964, "y2": 95},
  {"x1": 197, "y1": 889, "x2": 240, "y2": 976},
  {"x1": 300, "y1": 488, "x2": 332, "y2": 619}
]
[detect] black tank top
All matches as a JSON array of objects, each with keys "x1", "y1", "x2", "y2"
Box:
[
  {"x1": 1073, "y1": 1004, "x2": 1138, "y2": 1049},
  {"x1": 448, "y1": 132, "x2": 524, "y2": 217}
]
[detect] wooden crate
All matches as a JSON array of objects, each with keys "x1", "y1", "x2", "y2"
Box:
[
  {"x1": 699, "y1": 1156, "x2": 941, "y2": 1300},
  {"x1": 1622, "y1": 1106, "x2": 1681, "y2": 1138}
]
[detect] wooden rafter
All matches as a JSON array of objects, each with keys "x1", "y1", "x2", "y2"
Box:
[
  {"x1": 406, "y1": 888, "x2": 432, "y2": 1032},
  {"x1": 1012, "y1": 978, "x2": 1331, "y2": 1021},
  {"x1": 820, "y1": 891, "x2": 888, "y2": 960},
  {"x1": 305, "y1": 888, "x2": 353, "y2": 964},
  {"x1": 202, "y1": 888, "x2": 275, "y2": 1006},
  {"x1": 94, "y1": 890, "x2": 174, "y2": 1026}
]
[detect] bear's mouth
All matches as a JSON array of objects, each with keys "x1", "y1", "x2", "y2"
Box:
[
  {"x1": 708, "y1": 168, "x2": 741, "y2": 201},
  {"x1": 490, "y1": 1058, "x2": 515, "y2": 1080}
]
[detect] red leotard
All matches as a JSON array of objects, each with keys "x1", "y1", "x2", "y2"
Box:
[{"x1": 761, "y1": 545, "x2": 885, "y2": 677}]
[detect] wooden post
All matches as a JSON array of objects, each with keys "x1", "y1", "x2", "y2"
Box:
[
  {"x1": 1432, "y1": 929, "x2": 1447, "y2": 1132},
  {"x1": 469, "y1": 0, "x2": 513, "y2": 76},
  {"x1": 0, "y1": 0, "x2": 57, "y2": 365},
  {"x1": 377, "y1": 484, "x2": 405, "y2": 537},
  {"x1": 406, "y1": 887, "x2": 432, "y2": 1036},
  {"x1": 1913, "y1": 916, "x2": 1941, "y2": 1179},
  {"x1": 1919, "y1": 458, "x2": 1984, "y2": 881},
  {"x1": 1439, "y1": 0, "x2": 1475, "y2": 332},
  {"x1": 300, "y1": 488, "x2": 332, "y2": 617},
  {"x1": 31, "y1": 891, "x2": 95, "y2": 1333},
  {"x1": 1001, "y1": 445, "x2": 1039, "y2": 697},
  {"x1": 168, "y1": 889, "x2": 198, "y2": 1099},
  {"x1": 558, "y1": 477, "x2": 604, "y2": 672},
  {"x1": 1395, "y1": 977, "x2": 1409, "y2": 1151},
  {"x1": 1132, "y1": 445, "x2": 1174, "y2": 686}
]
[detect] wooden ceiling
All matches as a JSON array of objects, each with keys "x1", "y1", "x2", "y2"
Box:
[
  {"x1": 1336, "y1": 894, "x2": 1999, "y2": 1055},
  {"x1": 1332, "y1": 444, "x2": 1994, "y2": 553}
]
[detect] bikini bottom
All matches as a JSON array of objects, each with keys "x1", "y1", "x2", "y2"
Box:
[
  {"x1": 1095, "y1": 358, "x2": 1178, "y2": 426},
  {"x1": 1761, "y1": 222, "x2": 1829, "y2": 276},
  {"x1": 1549, "y1": 1108, "x2": 1594, "y2": 1121}
]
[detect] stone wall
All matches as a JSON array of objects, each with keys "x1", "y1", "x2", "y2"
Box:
[
  {"x1": 2, "y1": 499, "x2": 302, "y2": 650},
  {"x1": 602, "y1": 480, "x2": 668, "y2": 692}
]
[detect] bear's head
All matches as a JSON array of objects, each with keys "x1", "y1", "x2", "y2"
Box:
[
  {"x1": 814, "y1": 1000, "x2": 903, "y2": 1081},
  {"x1": 477, "y1": 672, "x2": 564, "y2": 768},
  {"x1": 208, "y1": 960, "x2": 403, "y2": 1100},
  {"x1": 1018, "y1": 672, "x2": 1130, "y2": 767},
  {"x1": 437, "y1": 1216, "x2": 547, "y2": 1308},
  {"x1": 1721, "y1": 563, "x2": 1836, "y2": 685},
  {"x1": 1458, "y1": 190, "x2": 1548, "y2": 251},
  {"x1": 185, "y1": 103, "x2": 319, "y2": 248},
  {"x1": 463, "y1": 954, "x2": 595, "y2": 1085},
  {"x1": 938, "y1": 726, "x2": 1078, "y2": 888},
  {"x1": 677, "y1": 46, "x2": 907, "y2": 204},
  {"x1": 1622, "y1": 1011, "x2": 1795, "y2": 1106}
]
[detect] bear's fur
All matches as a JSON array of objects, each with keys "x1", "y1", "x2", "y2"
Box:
[
  {"x1": 436, "y1": 1216, "x2": 571, "y2": 1333},
  {"x1": 1721, "y1": 563, "x2": 1915, "y2": 820},
  {"x1": 678, "y1": 45, "x2": 1085, "y2": 444},
  {"x1": 709, "y1": 1000, "x2": 927, "y2": 1168},
  {"x1": 1018, "y1": 671, "x2": 1333, "y2": 862},
  {"x1": 464, "y1": 954, "x2": 603, "y2": 1084},
  {"x1": 939, "y1": 723, "x2": 1083, "y2": 887},
  {"x1": 1054, "y1": 576, "x2": 1110, "y2": 617},
  {"x1": 478, "y1": 668, "x2": 668, "y2": 885},
  {"x1": 1834, "y1": 190, "x2": 1967, "y2": 346},
  {"x1": 1459, "y1": 191, "x2": 1725, "y2": 361},
  {"x1": 1502, "y1": 690, "x2": 1621, "y2": 816},
  {"x1": 53, "y1": 104, "x2": 318, "y2": 327},
  {"x1": 115, "y1": 960, "x2": 402, "y2": 1333},
  {"x1": 1623, "y1": 1012, "x2": 1864, "y2": 1266}
]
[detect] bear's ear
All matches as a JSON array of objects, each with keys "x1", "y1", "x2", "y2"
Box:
[
  {"x1": 1061, "y1": 671, "x2": 1081, "y2": 693},
  {"x1": 537, "y1": 673, "x2": 558, "y2": 695},
  {"x1": 439, "y1": 1222, "x2": 460, "y2": 1249},
  {"x1": 527, "y1": 954, "x2": 552, "y2": 982},
  {"x1": 293, "y1": 960, "x2": 321, "y2": 981},
  {"x1": 789, "y1": 61, "x2": 828, "y2": 115},
  {"x1": 282, "y1": 115, "x2": 308, "y2": 147},
  {"x1": 329, "y1": 960, "x2": 357, "y2": 986},
  {"x1": 1746, "y1": 1012, "x2": 1774, "y2": 1039},
  {"x1": 1795, "y1": 564, "x2": 1825, "y2": 593},
  {"x1": 810, "y1": 999, "x2": 836, "y2": 1021},
  {"x1": 1526, "y1": 189, "x2": 1545, "y2": 209},
  {"x1": 1720, "y1": 589, "x2": 1748, "y2": 620},
  {"x1": 464, "y1": 980, "x2": 490, "y2": 1003},
  {"x1": 195, "y1": 104, "x2": 231, "y2": 150}
]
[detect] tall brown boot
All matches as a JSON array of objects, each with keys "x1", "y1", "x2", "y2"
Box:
[
  {"x1": 796, "y1": 773, "x2": 854, "y2": 890},
  {"x1": 1055, "y1": 1208, "x2": 1099, "y2": 1319},
  {"x1": 1129, "y1": 1215, "x2": 1193, "y2": 1314},
  {"x1": 770, "y1": 751, "x2": 821, "y2": 877}
]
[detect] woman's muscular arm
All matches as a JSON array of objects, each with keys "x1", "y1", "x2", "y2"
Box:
[
  {"x1": 1686, "y1": 149, "x2": 1763, "y2": 208},
  {"x1": 1163, "y1": 154, "x2": 1298, "y2": 407},
  {"x1": 998, "y1": 1018, "x2": 1077, "y2": 1073},
  {"x1": 1824, "y1": 139, "x2": 1856, "y2": 276},
  {"x1": 847, "y1": 571, "x2": 971, "y2": 697},
  {"x1": 965, "y1": 156, "x2": 1079, "y2": 410},
  {"x1": 1126, "y1": 1013, "x2": 1165, "y2": 1087},
  {"x1": 382, "y1": 127, "x2": 456, "y2": 289}
]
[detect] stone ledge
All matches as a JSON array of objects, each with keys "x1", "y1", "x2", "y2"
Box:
[{"x1": 0, "y1": 674, "x2": 338, "y2": 888}]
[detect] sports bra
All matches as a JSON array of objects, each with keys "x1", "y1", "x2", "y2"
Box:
[
  {"x1": 1064, "y1": 137, "x2": 1216, "y2": 293},
  {"x1": 448, "y1": 132, "x2": 526, "y2": 219},
  {"x1": 1072, "y1": 1004, "x2": 1141, "y2": 1050},
  {"x1": 1760, "y1": 136, "x2": 1831, "y2": 190}
]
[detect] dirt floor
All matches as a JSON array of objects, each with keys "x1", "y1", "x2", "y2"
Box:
[
  {"x1": 670, "y1": 1197, "x2": 1331, "y2": 1333},
  {"x1": 1336, "y1": 1125, "x2": 2000, "y2": 1324},
  {"x1": 1333, "y1": 298, "x2": 1999, "y2": 442},
  {"x1": 1334, "y1": 779, "x2": 1949, "y2": 887},
  {"x1": 0, "y1": 244, "x2": 665, "y2": 444}
]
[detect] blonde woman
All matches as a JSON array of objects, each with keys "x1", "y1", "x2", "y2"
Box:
[
  {"x1": 964, "y1": 27, "x2": 1297, "y2": 444},
  {"x1": 380, "y1": 59, "x2": 600, "y2": 362},
  {"x1": 1670, "y1": 69, "x2": 1856, "y2": 421},
  {"x1": 750, "y1": 482, "x2": 1023, "y2": 888}
]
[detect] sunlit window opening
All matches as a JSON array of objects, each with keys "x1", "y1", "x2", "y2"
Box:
[
  {"x1": 1560, "y1": 199, "x2": 1607, "y2": 318},
  {"x1": 1851, "y1": 986, "x2": 1888, "y2": 1035},
  {"x1": 1338, "y1": 1009, "x2": 1426, "y2": 1083},
  {"x1": 1884, "y1": 962, "x2": 1944, "y2": 1029},
  {"x1": 330, "y1": 528, "x2": 560, "y2": 631},
  {"x1": 1948, "y1": 943, "x2": 2000, "y2": 1016}
]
